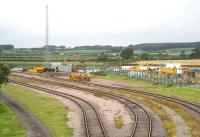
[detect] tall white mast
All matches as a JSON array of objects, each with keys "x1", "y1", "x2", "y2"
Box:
[{"x1": 45, "y1": 4, "x2": 49, "y2": 67}]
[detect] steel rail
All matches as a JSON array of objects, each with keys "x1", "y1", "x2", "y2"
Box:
[
  {"x1": 10, "y1": 80, "x2": 108, "y2": 137},
  {"x1": 11, "y1": 74, "x2": 153, "y2": 137}
]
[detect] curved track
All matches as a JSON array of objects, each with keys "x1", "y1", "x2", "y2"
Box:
[
  {"x1": 11, "y1": 73, "x2": 153, "y2": 137},
  {"x1": 10, "y1": 80, "x2": 107, "y2": 137},
  {"x1": 12, "y1": 72, "x2": 200, "y2": 115},
  {"x1": 55, "y1": 75, "x2": 200, "y2": 113}
]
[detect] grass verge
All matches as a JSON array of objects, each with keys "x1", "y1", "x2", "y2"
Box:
[
  {"x1": 0, "y1": 100, "x2": 26, "y2": 137},
  {"x1": 97, "y1": 74, "x2": 200, "y2": 104},
  {"x1": 139, "y1": 97, "x2": 176, "y2": 137},
  {"x1": 88, "y1": 83, "x2": 199, "y2": 137},
  {"x1": 1, "y1": 84, "x2": 73, "y2": 137},
  {"x1": 114, "y1": 109, "x2": 124, "y2": 129},
  {"x1": 113, "y1": 90, "x2": 200, "y2": 137}
]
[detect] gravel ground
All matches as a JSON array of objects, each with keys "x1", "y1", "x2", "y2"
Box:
[
  {"x1": 162, "y1": 105, "x2": 191, "y2": 137},
  {"x1": 57, "y1": 75, "x2": 147, "y2": 89},
  {"x1": 46, "y1": 84, "x2": 134, "y2": 137},
  {"x1": 25, "y1": 82, "x2": 134, "y2": 137},
  {"x1": 12, "y1": 74, "x2": 167, "y2": 137},
  {"x1": 40, "y1": 83, "x2": 168, "y2": 137},
  {"x1": 14, "y1": 73, "x2": 193, "y2": 137},
  {"x1": 118, "y1": 92, "x2": 192, "y2": 137},
  {"x1": 123, "y1": 96, "x2": 167, "y2": 137},
  {"x1": 92, "y1": 77, "x2": 147, "y2": 88},
  {"x1": 22, "y1": 86, "x2": 84, "y2": 137},
  {"x1": 140, "y1": 103, "x2": 166, "y2": 137}
]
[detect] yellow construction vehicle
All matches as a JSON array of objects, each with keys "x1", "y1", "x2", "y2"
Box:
[
  {"x1": 130, "y1": 64, "x2": 142, "y2": 72},
  {"x1": 159, "y1": 68, "x2": 177, "y2": 74},
  {"x1": 69, "y1": 73, "x2": 91, "y2": 82},
  {"x1": 130, "y1": 64, "x2": 149, "y2": 72},
  {"x1": 27, "y1": 66, "x2": 45, "y2": 73}
]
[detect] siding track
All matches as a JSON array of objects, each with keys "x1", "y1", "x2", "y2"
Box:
[
  {"x1": 10, "y1": 80, "x2": 107, "y2": 137},
  {"x1": 11, "y1": 73, "x2": 153, "y2": 137},
  {"x1": 12, "y1": 72, "x2": 200, "y2": 115}
]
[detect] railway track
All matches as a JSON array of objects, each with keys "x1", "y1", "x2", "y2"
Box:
[
  {"x1": 11, "y1": 73, "x2": 153, "y2": 137},
  {"x1": 10, "y1": 80, "x2": 107, "y2": 137},
  {"x1": 54, "y1": 76, "x2": 200, "y2": 114},
  {"x1": 12, "y1": 72, "x2": 200, "y2": 116}
]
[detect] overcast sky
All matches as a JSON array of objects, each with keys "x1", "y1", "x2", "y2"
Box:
[{"x1": 0, "y1": 0, "x2": 200, "y2": 48}]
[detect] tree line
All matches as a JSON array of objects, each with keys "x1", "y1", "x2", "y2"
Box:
[
  {"x1": 97, "y1": 46, "x2": 200, "y2": 62},
  {"x1": 128, "y1": 42, "x2": 200, "y2": 51},
  {"x1": 74, "y1": 45, "x2": 123, "y2": 52},
  {"x1": 0, "y1": 44, "x2": 14, "y2": 50},
  {"x1": 73, "y1": 42, "x2": 200, "y2": 51}
]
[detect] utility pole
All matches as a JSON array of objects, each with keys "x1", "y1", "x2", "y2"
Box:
[{"x1": 45, "y1": 4, "x2": 50, "y2": 67}]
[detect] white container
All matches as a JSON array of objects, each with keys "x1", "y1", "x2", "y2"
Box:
[
  {"x1": 57, "y1": 64, "x2": 72, "y2": 72},
  {"x1": 50, "y1": 62, "x2": 62, "y2": 69},
  {"x1": 121, "y1": 66, "x2": 133, "y2": 70},
  {"x1": 165, "y1": 63, "x2": 181, "y2": 68}
]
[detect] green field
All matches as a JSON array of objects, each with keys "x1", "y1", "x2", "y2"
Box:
[
  {"x1": 1, "y1": 84, "x2": 73, "y2": 137},
  {"x1": 1, "y1": 47, "x2": 197, "y2": 66},
  {"x1": 147, "y1": 48, "x2": 194, "y2": 55},
  {"x1": 0, "y1": 60, "x2": 104, "y2": 68},
  {"x1": 0, "y1": 100, "x2": 26, "y2": 137},
  {"x1": 63, "y1": 49, "x2": 108, "y2": 54},
  {"x1": 0, "y1": 49, "x2": 109, "y2": 62},
  {"x1": 99, "y1": 74, "x2": 200, "y2": 104}
]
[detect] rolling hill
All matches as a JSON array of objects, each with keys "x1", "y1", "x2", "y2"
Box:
[{"x1": 128, "y1": 42, "x2": 200, "y2": 51}]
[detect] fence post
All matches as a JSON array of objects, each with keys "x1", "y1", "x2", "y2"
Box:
[{"x1": 164, "y1": 73, "x2": 166, "y2": 86}]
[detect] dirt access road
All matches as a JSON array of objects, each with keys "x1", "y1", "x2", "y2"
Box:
[{"x1": 0, "y1": 92, "x2": 52, "y2": 137}]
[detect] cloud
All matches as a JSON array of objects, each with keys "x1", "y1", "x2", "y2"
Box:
[{"x1": 0, "y1": 0, "x2": 200, "y2": 48}]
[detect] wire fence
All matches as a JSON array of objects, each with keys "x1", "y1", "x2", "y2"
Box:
[{"x1": 84, "y1": 66, "x2": 200, "y2": 88}]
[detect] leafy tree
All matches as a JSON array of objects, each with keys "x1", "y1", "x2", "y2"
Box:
[
  {"x1": 179, "y1": 50, "x2": 187, "y2": 59},
  {"x1": 189, "y1": 47, "x2": 200, "y2": 58},
  {"x1": 0, "y1": 44, "x2": 14, "y2": 50},
  {"x1": 128, "y1": 42, "x2": 200, "y2": 51},
  {"x1": 0, "y1": 63, "x2": 10, "y2": 86},
  {"x1": 97, "y1": 53, "x2": 108, "y2": 62},
  {"x1": 73, "y1": 45, "x2": 123, "y2": 52},
  {"x1": 58, "y1": 45, "x2": 66, "y2": 49},
  {"x1": 43, "y1": 45, "x2": 57, "y2": 50},
  {"x1": 141, "y1": 53, "x2": 149, "y2": 60},
  {"x1": 120, "y1": 47, "x2": 134, "y2": 60}
]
